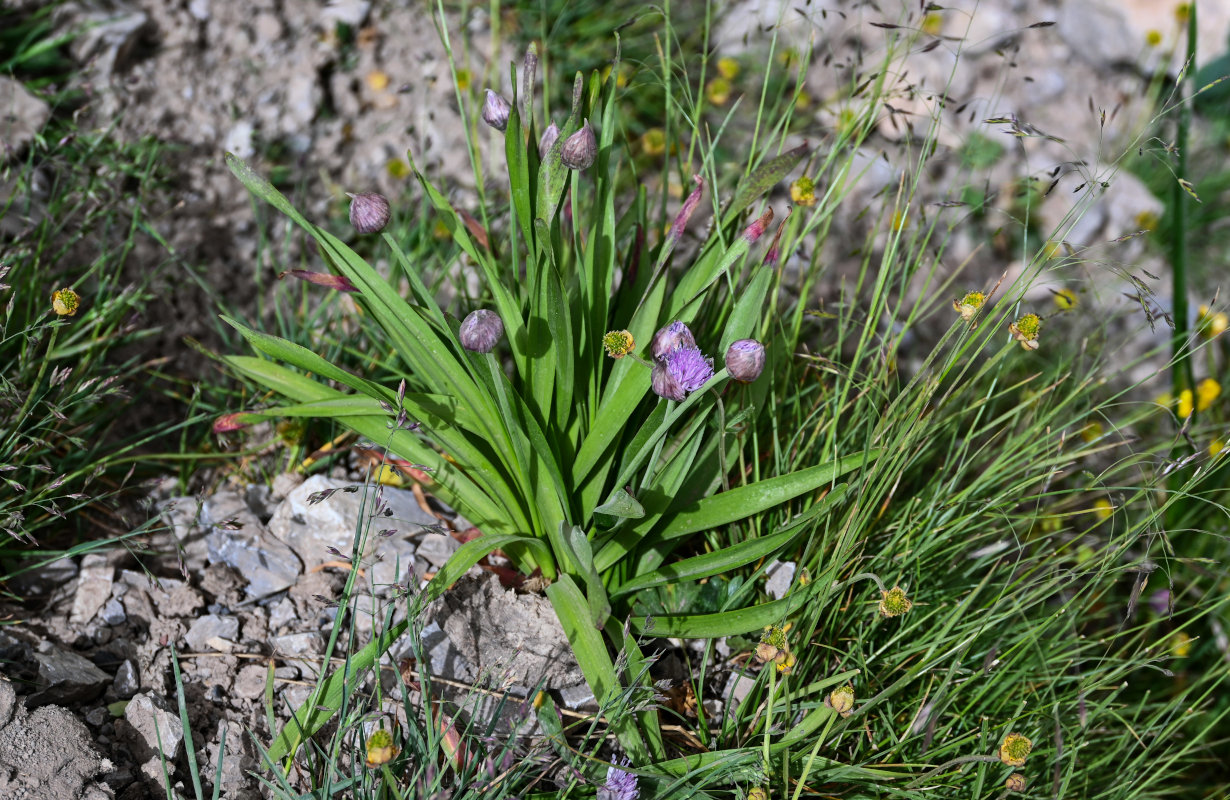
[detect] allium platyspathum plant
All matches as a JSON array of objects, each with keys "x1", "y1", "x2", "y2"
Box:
[{"x1": 218, "y1": 45, "x2": 873, "y2": 765}]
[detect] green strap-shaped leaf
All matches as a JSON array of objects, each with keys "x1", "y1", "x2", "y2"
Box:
[
  {"x1": 657, "y1": 451, "x2": 877, "y2": 539},
  {"x1": 723, "y1": 141, "x2": 810, "y2": 224},
  {"x1": 632, "y1": 586, "x2": 812, "y2": 638},
  {"x1": 547, "y1": 575, "x2": 647, "y2": 761},
  {"x1": 611, "y1": 484, "x2": 847, "y2": 597}
]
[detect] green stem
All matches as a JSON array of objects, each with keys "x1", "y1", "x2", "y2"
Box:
[{"x1": 907, "y1": 754, "x2": 1001, "y2": 788}]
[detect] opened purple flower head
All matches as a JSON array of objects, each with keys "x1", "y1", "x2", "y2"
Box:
[{"x1": 597, "y1": 757, "x2": 639, "y2": 800}]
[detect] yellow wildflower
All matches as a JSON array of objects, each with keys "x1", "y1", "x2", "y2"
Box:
[
  {"x1": 999, "y1": 733, "x2": 1032, "y2": 767},
  {"x1": 1178, "y1": 389, "x2": 1193, "y2": 419},
  {"x1": 706, "y1": 77, "x2": 732, "y2": 105},
  {"x1": 52, "y1": 288, "x2": 80, "y2": 316},
  {"x1": 1210, "y1": 438, "x2": 1225, "y2": 457},
  {"x1": 878, "y1": 585, "x2": 912, "y2": 617},
  {"x1": 640, "y1": 127, "x2": 666, "y2": 157},
  {"x1": 454, "y1": 68, "x2": 471, "y2": 91},
  {"x1": 1053, "y1": 288, "x2": 1078, "y2": 310},
  {"x1": 365, "y1": 70, "x2": 390, "y2": 91},
  {"x1": 1170, "y1": 631, "x2": 1193, "y2": 658},
  {"x1": 1008, "y1": 313, "x2": 1041, "y2": 350},
  {"x1": 602, "y1": 330, "x2": 635, "y2": 359},
  {"x1": 364, "y1": 728, "x2": 399, "y2": 768},
  {"x1": 1080, "y1": 421, "x2": 1103, "y2": 442},
  {"x1": 921, "y1": 12, "x2": 943, "y2": 35},
  {"x1": 1093, "y1": 498, "x2": 1113, "y2": 522},
  {"x1": 790, "y1": 176, "x2": 817, "y2": 206},
  {"x1": 1196, "y1": 378, "x2": 1221, "y2": 412},
  {"x1": 1196, "y1": 305, "x2": 1228, "y2": 339},
  {"x1": 1146, "y1": 29, "x2": 1163, "y2": 47},
  {"x1": 716, "y1": 56, "x2": 740, "y2": 80},
  {"x1": 826, "y1": 683, "x2": 855, "y2": 717},
  {"x1": 953, "y1": 291, "x2": 986, "y2": 323}
]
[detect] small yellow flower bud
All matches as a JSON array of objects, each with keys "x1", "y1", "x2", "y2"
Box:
[
  {"x1": 1008, "y1": 313, "x2": 1041, "y2": 350},
  {"x1": 952, "y1": 291, "x2": 985, "y2": 323},
  {"x1": 826, "y1": 683, "x2": 855, "y2": 718},
  {"x1": 747, "y1": 788, "x2": 769, "y2": 800},
  {"x1": 999, "y1": 733, "x2": 1032, "y2": 767},
  {"x1": 1210, "y1": 439, "x2": 1225, "y2": 458},
  {"x1": 879, "y1": 585, "x2": 912, "y2": 617},
  {"x1": 52, "y1": 288, "x2": 80, "y2": 316},
  {"x1": 1145, "y1": 29, "x2": 1163, "y2": 47},
  {"x1": 775, "y1": 649, "x2": 796, "y2": 674},
  {"x1": 641, "y1": 127, "x2": 666, "y2": 157},
  {"x1": 1092, "y1": 498, "x2": 1113, "y2": 522},
  {"x1": 790, "y1": 176, "x2": 817, "y2": 206},
  {"x1": 717, "y1": 56, "x2": 740, "y2": 80},
  {"x1": 1170, "y1": 631, "x2": 1193, "y2": 658},
  {"x1": 364, "y1": 728, "x2": 399, "y2": 768},
  {"x1": 706, "y1": 77, "x2": 732, "y2": 105},
  {"x1": 1005, "y1": 772, "x2": 1027, "y2": 792},
  {"x1": 603, "y1": 330, "x2": 636, "y2": 359},
  {"x1": 1080, "y1": 421, "x2": 1103, "y2": 442}
]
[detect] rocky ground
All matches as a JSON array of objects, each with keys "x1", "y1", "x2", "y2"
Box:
[{"x1": 2, "y1": 0, "x2": 1228, "y2": 797}]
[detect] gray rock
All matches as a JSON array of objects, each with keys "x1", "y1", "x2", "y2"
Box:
[
  {"x1": 185, "y1": 614, "x2": 240, "y2": 653},
  {"x1": 0, "y1": 679, "x2": 115, "y2": 799},
  {"x1": 1058, "y1": 0, "x2": 1135, "y2": 67},
  {"x1": 123, "y1": 692, "x2": 184, "y2": 769},
  {"x1": 29, "y1": 645, "x2": 110, "y2": 707},
  {"x1": 85, "y1": 706, "x2": 109, "y2": 727},
  {"x1": 70, "y1": 554, "x2": 115, "y2": 625},
  {"x1": 0, "y1": 77, "x2": 51, "y2": 162},
  {"x1": 321, "y1": 0, "x2": 372, "y2": 28},
  {"x1": 764, "y1": 561, "x2": 797, "y2": 601},
  {"x1": 267, "y1": 597, "x2": 297, "y2": 632},
  {"x1": 270, "y1": 632, "x2": 326, "y2": 678},
  {"x1": 557, "y1": 682, "x2": 596, "y2": 710},
  {"x1": 232, "y1": 665, "x2": 268, "y2": 701},
  {"x1": 119, "y1": 570, "x2": 205, "y2": 618},
  {"x1": 425, "y1": 572, "x2": 583, "y2": 689},
  {"x1": 112, "y1": 660, "x2": 139, "y2": 699},
  {"x1": 270, "y1": 472, "x2": 304, "y2": 502},
  {"x1": 203, "y1": 489, "x2": 302, "y2": 598},
  {"x1": 724, "y1": 671, "x2": 757, "y2": 713},
  {"x1": 100, "y1": 590, "x2": 127, "y2": 622},
  {"x1": 267, "y1": 475, "x2": 434, "y2": 593},
  {"x1": 414, "y1": 532, "x2": 459, "y2": 569}
]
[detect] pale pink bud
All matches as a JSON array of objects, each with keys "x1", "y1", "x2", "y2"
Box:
[
  {"x1": 459, "y1": 309, "x2": 504, "y2": 353},
  {"x1": 347, "y1": 192, "x2": 390, "y2": 234},
  {"x1": 482, "y1": 89, "x2": 512, "y2": 131},
  {"x1": 561, "y1": 120, "x2": 597, "y2": 170},
  {"x1": 725, "y1": 339, "x2": 765, "y2": 383}
]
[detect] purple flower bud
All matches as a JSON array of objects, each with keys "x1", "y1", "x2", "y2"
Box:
[
  {"x1": 650, "y1": 321, "x2": 697, "y2": 361},
  {"x1": 459, "y1": 309, "x2": 504, "y2": 353},
  {"x1": 598, "y1": 757, "x2": 640, "y2": 800},
  {"x1": 561, "y1": 120, "x2": 597, "y2": 170},
  {"x1": 743, "y1": 206, "x2": 774, "y2": 243},
  {"x1": 482, "y1": 89, "x2": 512, "y2": 131},
  {"x1": 539, "y1": 121, "x2": 560, "y2": 158},
  {"x1": 651, "y1": 362, "x2": 685, "y2": 402},
  {"x1": 661, "y1": 344, "x2": 714, "y2": 398},
  {"x1": 725, "y1": 338, "x2": 765, "y2": 383},
  {"x1": 348, "y1": 192, "x2": 390, "y2": 234},
  {"x1": 666, "y1": 175, "x2": 704, "y2": 248}
]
